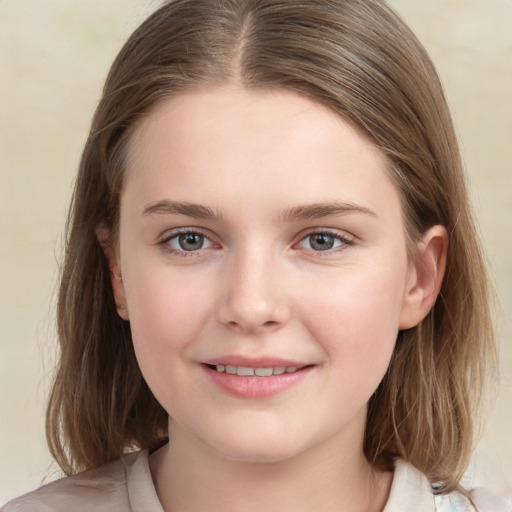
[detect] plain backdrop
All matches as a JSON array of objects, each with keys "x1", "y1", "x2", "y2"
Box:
[{"x1": 1, "y1": 0, "x2": 511, "y2": 505}]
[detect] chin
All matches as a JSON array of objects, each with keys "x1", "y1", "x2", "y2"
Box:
[{"x1": 200, "y1": 427, "x2": 305, "y2": 465}]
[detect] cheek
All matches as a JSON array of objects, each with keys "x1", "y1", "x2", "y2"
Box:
[
  {"x1": 122, "y1": 269, "x2": 218, "y2": 413},
  {"x1": 299, "y1": 263, "x2": 407, "y2": 374},
  {"x1": 122, "y1": 263, "x2": 216, "y2": 375}
]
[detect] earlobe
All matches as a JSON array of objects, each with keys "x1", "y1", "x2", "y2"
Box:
[
  {"x1": 96, "y1": 225, "x2": 130, "y2": 321},
  {"x1": 399, "y1": 225, "x2": 448, "y2": 330}
]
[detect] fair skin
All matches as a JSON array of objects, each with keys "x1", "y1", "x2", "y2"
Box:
[{"x1": 100, "y1": 87, "x2": 447, "y2": 512}]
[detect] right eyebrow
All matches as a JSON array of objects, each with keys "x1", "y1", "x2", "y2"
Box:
[
  {"x1": 142, "y1": 200, "x2": 224, "y2": 222},
  {"x1": 280, "y1": 201, "x2": 377, "y2": 223}
]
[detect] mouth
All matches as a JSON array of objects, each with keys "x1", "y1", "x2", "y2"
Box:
[
  {"x1": 204, "y1": 363, "x2": 310, "y2": 377},
  {"x1": 201, "y1": 361, "x2": 314, "y2": 399}
]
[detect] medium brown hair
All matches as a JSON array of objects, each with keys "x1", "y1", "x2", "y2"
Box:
[{"x1": 47, "y1": 0, "x2": 497, "y2": 493}]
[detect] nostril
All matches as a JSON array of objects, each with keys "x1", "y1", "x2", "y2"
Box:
[{"x1": 217, "y1": 297, "x2": 291, "y2": 332}]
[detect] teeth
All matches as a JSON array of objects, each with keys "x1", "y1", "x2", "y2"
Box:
[
  {"x1": 237, "y1": 366, "x2": 255, "y2": 376},
  {"x1": 254, "y1": 367, "x2": 273, "y2": 377},
  {"x1": 213, "y1": 365, "x2": 302, "y2": 376}
]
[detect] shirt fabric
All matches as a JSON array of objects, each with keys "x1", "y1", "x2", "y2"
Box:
[{"x1": 2, "y1": 449, "x2": 511, "y2": 511}]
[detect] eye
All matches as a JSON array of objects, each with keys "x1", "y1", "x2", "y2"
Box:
[
  {"x1": 161, "y1": 229, "x2": 215, "y2": 254},
  {"x1": 297, "y1": 231, "x2": 353, "y2": 252}
]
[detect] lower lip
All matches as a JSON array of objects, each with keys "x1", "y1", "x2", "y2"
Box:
[{"x1": 203, "y1": 365, "x2": 313, "y2": 399}]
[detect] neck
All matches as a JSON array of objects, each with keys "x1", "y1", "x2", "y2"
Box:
[{"x1": 149, "y1": 416, "x2": 392, "y2": 512}]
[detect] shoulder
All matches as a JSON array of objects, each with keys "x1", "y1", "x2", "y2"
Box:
[
  {"x1": 0, "y1": 451, "x2": 147, "y2": 512},
  {"x1": 434, "y1": 487, "x2": 512, "y2": 512},
  {"x1": 385, "y1": 459, "x2": 512, "y2": 512},
  {"x1": 465, "y1": 487, "x2": 511, "y2": 512}
]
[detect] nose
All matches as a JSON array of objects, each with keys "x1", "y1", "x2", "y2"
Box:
[{"x1": 215, "y1": 247, "x2": 291, "y2": 334}]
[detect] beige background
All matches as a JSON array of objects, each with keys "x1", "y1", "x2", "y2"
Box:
[{"x1": 0, "y1": 0, "x2": 511, "y2": 505}]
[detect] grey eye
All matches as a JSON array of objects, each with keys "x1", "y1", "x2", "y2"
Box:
[
  {"x1": 164, "y1": 230, "x2": 215, "y2": 254},
  {"x1": 297, "y1": 232, "x2": 347, "y2": 252},
  {"x1": 308, "y1": 233, "x2": 336, "y2": 251},
  {"x1": 177, "y1": 233, "x2": 205, "y2": 251}
]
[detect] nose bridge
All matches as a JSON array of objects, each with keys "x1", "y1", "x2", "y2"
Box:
[{"x1": 217, "y1": 243, "x2": 290, "y2": 332}]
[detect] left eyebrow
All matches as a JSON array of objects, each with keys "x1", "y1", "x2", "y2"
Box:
[
  {"x1": 280, "y1": 201, "x2": 377, "y2": 222},
  {"x1": 142, "y1": 200, "x2": 224, "y2": 222}
]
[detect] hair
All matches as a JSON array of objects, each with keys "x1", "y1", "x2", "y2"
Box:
[{"x1": 47, "y1": 0, "x2": 497, "y2": 494}]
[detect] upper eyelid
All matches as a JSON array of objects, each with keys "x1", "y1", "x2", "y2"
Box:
[
  {"x1": 296, "y1": 227, "x2": 356, "y2": 242},
  {"x1": 159, "y1": 226, "x2": 210, "y2": 242}
]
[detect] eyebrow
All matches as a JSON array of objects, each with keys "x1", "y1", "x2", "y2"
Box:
[
  {"x1": 280, "y1": 201, "x2": 377, "y2": 222},
  {"x1": 142, "y1": 200, "x2": 224, "y2": 222},
  {"x1": 142, "y1": 199, "x2": 376, "y2": 223}
]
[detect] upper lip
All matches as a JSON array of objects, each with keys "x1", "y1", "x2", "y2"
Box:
[{"x1": 203, "y1": 356, "x2": 310, "y2": 368}]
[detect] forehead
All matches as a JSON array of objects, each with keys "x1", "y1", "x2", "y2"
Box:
[
  {"x1": 127, "y1": 86, "x2": 379, "y2": 168},
  {"x1": 122, "y1": 87, "x2": 401, "y2": 225}
]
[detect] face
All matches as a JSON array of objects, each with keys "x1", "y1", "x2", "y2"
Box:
[{"x1": 111, "y1": 87, "x2": 422, "y2": 464}]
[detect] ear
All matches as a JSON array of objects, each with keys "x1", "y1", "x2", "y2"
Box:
[
  {"x1": 399, "y1": 225, "x2": 448, "y2": 330},
  {"x1": 96, "y1": 225, "x2": 129, "y2": 321}
]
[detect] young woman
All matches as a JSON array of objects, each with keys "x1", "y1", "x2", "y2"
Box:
[{"x1": 3, "y1": 1, "x2": 510, "y2": 511}]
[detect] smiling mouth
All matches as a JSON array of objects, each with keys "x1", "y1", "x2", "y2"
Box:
[
  {"x1": 203, "y1": 362, "x2": 314, "y2": 398},
  {"x1": 204, "y1": 364, "x2": 310, "y2": 377}
]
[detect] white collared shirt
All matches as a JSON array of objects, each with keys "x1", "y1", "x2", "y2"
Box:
[{"x1": 2, "y1": 450, "x2": 511, "y2": 511}]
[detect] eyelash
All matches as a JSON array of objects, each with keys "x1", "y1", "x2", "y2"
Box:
[
  {"x1": 297, "y1": 229, "x2": 355, "y2": 255},
  {"x1": 158, "y1": 228, "x2": 213, "y2": 258},
  {"x1": 157, "y1": 228, "x2": 355, "y2": 258}
]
